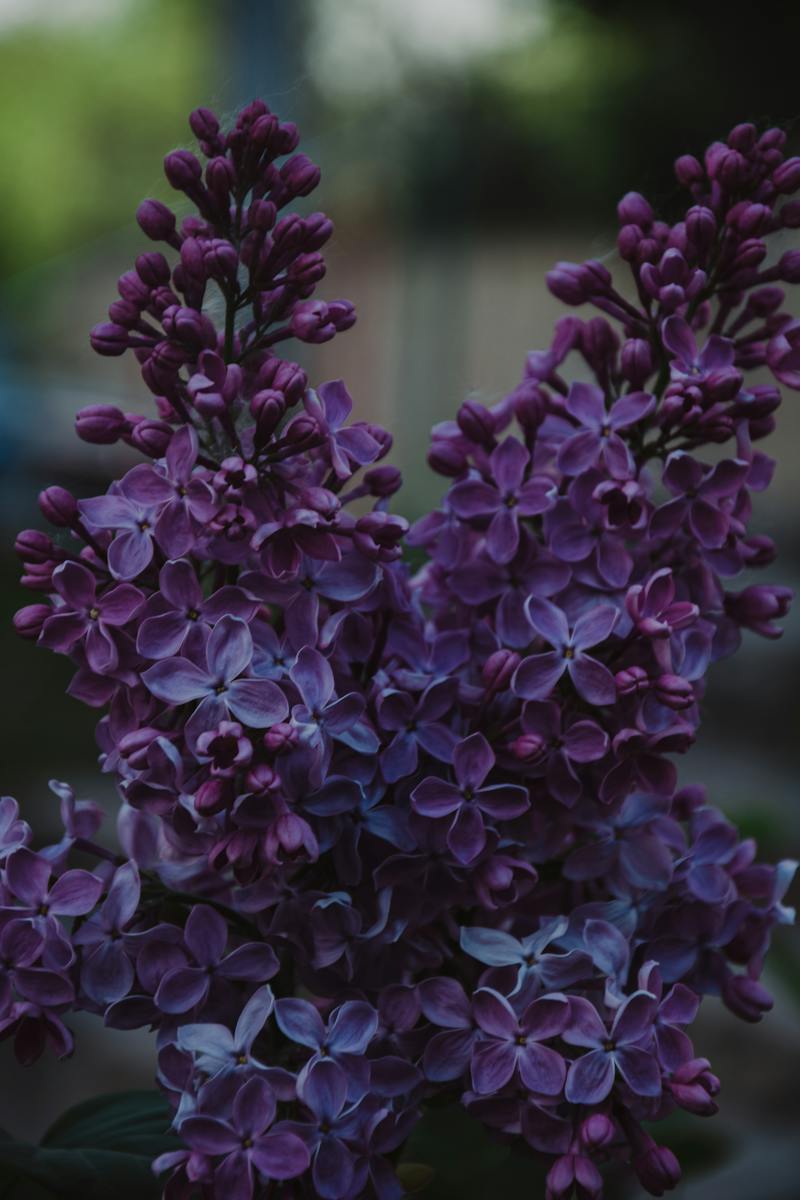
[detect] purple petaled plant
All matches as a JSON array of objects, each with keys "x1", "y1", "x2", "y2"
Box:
[{"x1": 6, "y1": 102, "x2": 799, "y2": 1200}]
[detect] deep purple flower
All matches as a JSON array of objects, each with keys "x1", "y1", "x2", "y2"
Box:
[
  {"x1": 39, "y1": 561, "x2": 143, "y2": 673},
  {"x1": 180, "y1": 1076, "x2": 309, "y2": 1198},
  {"x1": 155, "y1": 904, "x2": 278, "y2": 1013},
  {"x1": 177, "y1": 984, "x2": 274, "y2": 1077},
  {"x1": 276, "y1": 996, "x2": 378, "y2": 1099},
  {"x1": 650, "y1": 453, "x2": 749, "y2": 549},
  {"x1": 120, "y1": 425, "x2": 217, "y2": 557},
  {"x1": 517, "y1": 701, "x2": 609, "y2": 806},
  {"x1": 418, "y1": 976, "x2": 479, "y2": 1082},
  {"x1": 471, "y1": 989, "x2": 569, "y2": 1095},
  {"x1": 449, "y1": 437, "x2": 555, "y2": 563},
  {"x1": 460, "y1": 916, "x2": 593, "y2": 995},
  {"x1": 513, "y1": 599, "x2": 618, "y2": 705},
  {"x1": 410, "y1": 733, "x2": 529, "y2": 864},
  {"x1": 563, "y1": 992, "x2": 661, "y2": 1103},
  {"x1": 142, "y1": 616, "x2": 289, "y2": 738},
  {"x1": 73, "y1": 861, "x2": 140, "y2": 1005},
  {"x1": 376, "y1": 681, "x2": 457, "y2": 782},
  {"x1": 304, "y1": 380, "x2": 382, "y2": 479},
  {"x1": 290, "y1": 647, "x2": 377, "y2": 758},
  {"x1": 4, "y1": 848, "x2": 102, "y2": 924},
  {"x1": 79, "y1": 477, "x2": 164, "y2": 580},
  {"x1": 286, "y1": 1059, "x2": 363, "y2": 1199},
  {"x1": 556, "y1": 383, "x2": 654, "y2": 479},
  {"x1": 662, "y1": 316, "x2": 735, "y2": 383},
  {"x1": 137, "y1": 559, "x2": 258, "y2": 659}
]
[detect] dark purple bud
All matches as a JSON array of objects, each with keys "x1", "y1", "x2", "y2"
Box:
[
  {"x1": 427, "y1": 439, "x2": 467, "y2": 477},
  {"x1": 164, "y1": 149, "x2": 203, "y2": 191},
  {"x1": 251, "y1": 389, "x2": 286, "y2": 443},
  {"x1": 195, "y1": 779, "x2": 232, "y2": 816},
  {"x1": 283, "y1": 414, "x2": 318, "y2": 448},
  {"x1": 127, "y1": 418, "x2": 174, "y2": 457},
  {"x1": 136, "y1": 198, "x2": 177, "y2": 241},
  {"x1": 685, "y1": 205, "x2": 716, "y2": 249},
  {"x1": 616, "y1": 665, "x2": 650, "y2": 696},
  {"x1": 724, "y1": 584, "x2": 792, "y2": 638},
  {"x1": 777, "y1": 249, "x2": 800, "y2": 283},
  {"x1": 205, "y1": 156, "x2": 236, "y2": 197},
  {"x1": 280, "y1": 153, "x2": 321, "y2": 197},
  {"x1": 510, "y1": 730, "x2": 546, "y2": 762},
  {"x1": 257, "y1": 357, "x2": 307, "y2": 405},
  {"x1": 189, "y1": 106, "x2": 220, "y2": 141},
  {"x1": 482, "y1": 649, "x2": 520, "y2": 693},
  {"x1": 118, "y1": 727, "x2": 165, "y2": 769},
  {"x1": 328, "y1": 299, "x2": 356, "y2": 331},
  {"x1": 75, "y1": 404, "x2": 129, "y2": 444},
  {"x1": 15, "y1": 530, "x2": 56, "y2": 564},
  {"x1": 729, "y1": 202, "x2": 771, "y2": 236},
  {"x1": 621, "y1": 338, "x2": 653, "y2": 387},
  {"x1": 723, "y1": 974, "x2": 773, "y2": 1022},
  {"x1": 580, "y1": 1113, "x2": 615, "y2": 1150},
  {"x1": 245, "y1": 763, "x2": 279, "y2": 794},
  {"x1": 363, "y1": 465, "x2": 402, "y2": 497},
  {"x1": 117, "y1": 270, "x2": 151, "y2": 306},
  {"x1": 727, "y1": 122, "x2": 756, "y2": 151},
  {"x1": 633, "y1": 1143, "x2": 681, "y2": 1196},
  {"x1": 546, "y1": 262, "x2": 587, "y2": 305},
  {"x1": 731, "y1": 238, "x2": 766, "y2": 270},
  {"x1": 89, "y1": 322, "x2": 130, "y2": 357},
  {"x1": 21, "y1": 560, "x2": 58, "y2": 590},
  {"x1": 457, "y1": 400, "x2": 496, "y2": 446},
  {"x1": 617, "y1": 191, "x2": 653, "y2": 226},
  {"x1": 617, "y1": 223, "x2": 643, "y2": 261},
  {"x1": 135, "y1": 252, "x2": 171, "y2": 287},
  {"x1": 668, "y1": 1057, "x2": 720, "y2": 1116},
  {"x1": 739, "y1": 534, "x2": 776, "y2": 568},
  {"x1": 248, "y1": 198, "x2": 277, "y2": 231},
  {"x1": 39, "y1": 486, "x2": 78, "y2": 527},
  {"x1": 289, "y1": 300, "x2": 337, "y2": 343},
  {"x1": 773, "y1": 156, "x2": 800, "y2": 193},
  {"x1": 675, "y1": 154, "x2": 704, "y2": 186},
  {"x1": 654, "y1": 674, "x2": 694, "y2": 710},
  {"x1": 715, "y1": 148, "x2": 749, "y2": 189},
  {"x1": 748, "y1": 286, "x2": 785, "y2": 315},
  {"x1": 13, "y1": 604, "x2": 52, "y2": 640},
  {"x1": 263, "y1": 723, "x2": 297, "y2": 754}
]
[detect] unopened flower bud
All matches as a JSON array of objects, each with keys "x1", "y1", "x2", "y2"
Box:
[
  {"x1": 39, "y1": 486, "x2": 78, "y2": 527},
  {"x1": 13, "y1": 603, "x2": 51, "y2": 640},
  {"x1": 580, "y1": 1113, "x2": 615, "y2": 1149},
  {"x1": 363, "y1": 465, "x2": 402, "y2": 497},
  {"x1": 633, "y1": 1142, "x2": 681, "y2": 1196},
  {"x1": 674, "y1": 154, "x2": 704, "y2": 186},
  {"x1": 89, "y1": 322, "x2": 130, "y2": 356},
  {"x1": 75, "y1": 404, "x2": 129, "y2": 444},
  {"x1": 617, "y1": 191, "x2": 653, "y2": 227},
  {"x1": 263, "y1": 723, "x2": 297, "y2": 754},
  {"x1": 722, "y1": 973, "x2": 773, "y2": 1022},
  {"x1": 427, "y1": 439, "x2": 467, "y2": 477},
  {"x1": 136, "y1": 198, "x2": 177, "y2": 241},
  {"x1": 773, "y1": 156, "x2": 800, "y2": 193},
  {"x1": 164, "y1": 148, "x2": 203, "y2": 191},
  {"x1": 457, "y1": 400, "x2": 496, "y2": 446}
]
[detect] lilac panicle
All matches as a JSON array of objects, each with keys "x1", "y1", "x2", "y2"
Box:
[{"x1": 6, "y1": 103, "x2": 798, "y2": 1199}]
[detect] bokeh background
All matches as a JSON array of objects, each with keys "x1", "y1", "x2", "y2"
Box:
[{"x1": 0, "y1": 1, "x2": 798, "y2": 1194}]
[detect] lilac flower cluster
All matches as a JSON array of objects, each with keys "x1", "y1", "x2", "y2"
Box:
[{"x1": 7, "y1": 104, "x2": 798, "y2": 1198}]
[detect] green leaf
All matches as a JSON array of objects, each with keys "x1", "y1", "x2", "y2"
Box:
[
  {"x1": 0, "y1": 1091, "x2": 181, "y2": 1200},
  {"x1": 400, "y1": 1105, "x2": 548, "y2": 1197}
]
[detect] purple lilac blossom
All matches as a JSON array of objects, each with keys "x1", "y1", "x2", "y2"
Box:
[{"x1": 6, "y1": 103, "x2": 799, "y2": 1200}]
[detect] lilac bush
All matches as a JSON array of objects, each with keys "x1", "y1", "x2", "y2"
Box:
[{"x1": 5, "y1": 101, "x2": 799, "y2": 1198}]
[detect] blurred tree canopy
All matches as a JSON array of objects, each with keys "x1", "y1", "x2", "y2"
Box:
[
  {"x1": 0, "y1": 0, "x2": 211, "y2": 277},
  {"x1": 311, "y1": 0, "x2": 800, "y2": 231}
]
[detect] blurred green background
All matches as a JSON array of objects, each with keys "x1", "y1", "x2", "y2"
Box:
[{"x1": 0, "y1": 1, "x2": 798, "y2": 1194}]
